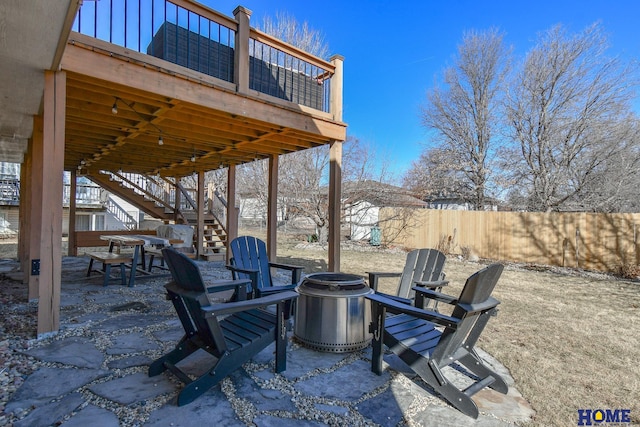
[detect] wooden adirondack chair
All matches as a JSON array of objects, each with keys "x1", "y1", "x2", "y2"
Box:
[
  {"x1": 367, "y1": 248, "x2": 447, "y2": 310},
  {"x1": 149, "y1": 248, "x2": 298, "y2": 406},
  {"x1": 366, "y1": 263, "x2": 508, "y2": 419},
  {"x1": 227, "y1": 236, "x2": 304, "y2": 298}
]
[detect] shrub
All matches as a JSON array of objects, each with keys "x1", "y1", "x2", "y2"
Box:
[{"x1": 614, "y1": 262, "x2": 640, "y2": 279}]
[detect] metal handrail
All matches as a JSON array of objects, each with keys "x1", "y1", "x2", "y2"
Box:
[
  {"x1": 71, "y1": 0, "x2": 334, "y2": 112},
  {"x1": 105, "y1": 196, "x2": 138, "y2": 229}
]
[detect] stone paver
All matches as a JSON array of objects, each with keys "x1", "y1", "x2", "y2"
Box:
[
  {"x1": 6, "y1": 367, "x2": 109, "y2": 413},
  {"x1": 144, "y1": 387, "x2": 243, "y2": 427},
  {"x1": 88, "y1": 372, "x2": 176, "y2": 406},
  {"x1": 106, "y1": 331, "x2": 160, "y2": 355},
  {"x1": 294, "y1": 359, "x2": 390, "y2": 401},
  {"x1": 13, "y1": 393, "x2": 85, "y2": 427},
  {"x1": 24, "y1": 336, "x2": 105, "y2": 368},
  {"x1": 61, "y1": 404, "x2": 121, "y2": 427}
]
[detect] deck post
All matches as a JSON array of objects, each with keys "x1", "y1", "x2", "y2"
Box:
[
  {"x1": 68, "y1": 170, "x2": 77, "y2": 256},
  {"x1": 329, "y1": 140, "x2": 342, "y2": 272},
  {"x1": 19, "y1": 138, "x2": 32, "y2": 275},
  {"x1": 197, "y1": 171, "x2": 205, "y2": 257},
  {"x1": 330, "y1": 55, "x2": 344, "y2": 122},
  {"x1": 233, "y1": 6, "x2": 252, "y2": 95},
  {"x1": 36, "y1": 70, "x2": 66, "y2": 337},
  {"x1": 226, "y1": 164, "x2": 239, "y2": 262},
  {"x1": 267, "y1": 155, "x2": 278, "y2": 261},
  {"x1": 27, "y1": 118, "x2": 43, "y2": 300},
  {"x1": 173, "y1": 179, "x2": 181, "y2": 224}
]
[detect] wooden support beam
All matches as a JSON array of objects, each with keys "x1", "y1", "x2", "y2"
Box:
[
  {"x1": 226, "y1": 165, "x2": 239, "y2": 263},
  {"x1": 28, "y1": 118, "x2": 43, "y2": 300},
  {"x1": 197, "y1": 172, "x2": 205, "y2": 258},
  {"x1": 68, "y1": 170, "x2": 77, "y2": 256},
  {"x1": 37, "y1": 70, "x2": 66, "y2": 337},
  {"x1": 329, "y1": 140, "x2": 342, "y2": 272},
  {"x1": 330, "y1": 55, "x2": 344, "y2": 122},
  {"x1": 233, "y1": 6, "x2": 251, "y2": 95},
  {"x1": 267, "y1": 155, "x2": 278, "y2": 261},
  {"x1": 18, "y1": 139, "x2": 31, "y2": 271}
]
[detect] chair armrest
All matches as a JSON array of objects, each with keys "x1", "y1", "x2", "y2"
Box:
[
  {"x1": 458, "y1": 297, "x2": 500, "y2": 315},
  {"x1": 226, "y1": 265, "x2": 259, "y2": 286},
  {"x1": 375, "y1": 291, "x2": 412, "y2": 306},
  {"x1": 366, "y1": 271, "x2": 402, "y2": 291},
  {"x1": 269, "y1": 262, "x2": 304, "y2": 284},
  {"x1": 205, "y1": 279, "x2": 251, "y2": 301},
  {"x1": 413, "y1": 279, "x2": 449, "y2": 289},
  {"x1": 366, "y1": 292, "x2": 460, "y2": 329},
  {"x1": 204, "y1": 291, "x2": 299, "y2": 317},
  {"x1": 256, "y1": 283, "x2": 297, "y2": 297},
  {"x1": 412, "y1": 286, "x2": 458, "y2": 305}
]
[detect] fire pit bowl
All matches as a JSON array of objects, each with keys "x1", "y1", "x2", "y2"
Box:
[{"x1": 294, "y1": 272, "x2": 373, "y2": 353}]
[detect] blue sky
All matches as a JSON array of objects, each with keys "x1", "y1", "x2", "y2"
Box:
[{"x1": 201, "y1": 0, "x2": 640, "y2": 180}]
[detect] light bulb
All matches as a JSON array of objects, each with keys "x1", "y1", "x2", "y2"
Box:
[{"x1": 158, "y1": 135, "x2": 164, "y2": 145}]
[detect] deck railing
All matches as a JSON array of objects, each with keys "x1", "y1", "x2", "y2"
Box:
[{"x1": 72, "y1": 0, "x2": 339, "y2": 114}]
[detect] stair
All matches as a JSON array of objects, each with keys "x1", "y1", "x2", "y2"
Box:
[
  {"x1": 87, "y1": 171, "x2": 230, "y2": 260},
  {"x1": 86, "y1": 172, "x2": 174, "y2": 220},
  {"x1": 182, "y1": 213, "x2": 227, "y2": 261}
]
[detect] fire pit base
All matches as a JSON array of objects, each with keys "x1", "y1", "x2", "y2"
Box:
[{"x1": 294, "y1": 272, "x2": 373, "y2": 353}]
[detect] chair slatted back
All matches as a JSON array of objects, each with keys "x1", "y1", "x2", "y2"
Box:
[
  {"x1": 431, "y1": 263, "x2": 503, "y2": 364},
  {"x1": 162, "y1": 248, "x2": 225, "y2": 353},
  {"x1": 229, "y1": 236, "x2": 271, "y2": 291},
  {"x1": 397, "y1": 249, "x2": 446, "y2": 299}
]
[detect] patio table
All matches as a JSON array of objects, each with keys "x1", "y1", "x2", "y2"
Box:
[{"x1": 100, "y1": 234, "x2": 182, "y2": 287}]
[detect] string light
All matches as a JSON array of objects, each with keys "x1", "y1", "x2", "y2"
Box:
[
  {"x1": 111, "y1": 99, "x2": 118, "y2": 114},
  {"x1": 158, "y1": 135, "x2": 164, "y2": 145}
]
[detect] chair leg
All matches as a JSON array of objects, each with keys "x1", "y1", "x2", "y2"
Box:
[
  {"x1": 149, "y1": 337, "x2": 198, "y2": 377},
  {"x1": 411, "y1": 360, "x2": 481, "y2": 419},
  {"x1": 176, "y1": 355, "x2": 234, "y2": 406},
  {"x1": 458, "y1": 351, "x2": 509, "y2": 394},
  {"x1": 119, "y1": 263, "x2": 127, "y2": 286},
  {"x1": 86, "y1": 258, "x2": 94, "y2": 277},
  {"x1": 275, "y1": 301, "x2": 287, "y2": 373},
  {"x1": 103, "y1": 264, "x2": 111, "y2": 287}
]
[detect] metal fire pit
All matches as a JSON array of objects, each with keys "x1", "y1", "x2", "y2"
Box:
[{"x1": 294, "y1": 272, "x2": 373, "y2": 353}]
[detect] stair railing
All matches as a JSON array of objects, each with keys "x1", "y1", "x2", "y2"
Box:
[
  {"x1": 106, "y1": 171, "x2": 177, "y2": 214},
  {"x1": 105, "y1": 196, "x2": 138, "y2": 229}
]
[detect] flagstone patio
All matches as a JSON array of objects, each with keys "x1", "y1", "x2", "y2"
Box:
[{"x1": 1, "y1": 257, "x2": 535, "y2": 426}]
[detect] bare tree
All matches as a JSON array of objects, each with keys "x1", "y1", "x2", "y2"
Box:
[
  {"x1": 568, "y1": 117, "x2": 640, "y2": 212},
  {"x1": 404, "y1": 146, "x2": 469, "y2": 200},
  {"x1": 258, "y1": 11, "x2": 329, "y2": 60},
  {"x1": 504, "y1": 23, "x2": 639, "y2": 212},
  {"x1": 421, "y1": 28, "x2": 511, "y2": 209},
  {"x1": 277, "y1": 137, "x2": 392, "y2": 243}
]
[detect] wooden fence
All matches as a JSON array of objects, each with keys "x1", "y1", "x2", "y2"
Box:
[{"x1": 379, "y1": 208, "x2": 640, "y2": 272}]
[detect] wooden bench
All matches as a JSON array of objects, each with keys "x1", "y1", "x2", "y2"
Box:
[
  {"x1": 86, "y1": 251, "x2": 134, "y2": 287},
  {"x1": 146, "y1": 247, "x2": 197, "y2": 272},
  {"x1": 72, "y1": 230, "x2": 157, "y2": 256}
]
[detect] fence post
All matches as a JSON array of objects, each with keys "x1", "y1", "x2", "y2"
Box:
[{"x1": 575, "y1": 228, "x2": 581, "y2": 269}]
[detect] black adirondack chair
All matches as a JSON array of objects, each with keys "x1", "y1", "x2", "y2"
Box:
[
  {"x1": 149, "y1": 248, "x2": 298, "y2": 406},
  {"x1": 366, "y1": 263, "x2": 508, "y2": 419},
  {"x1": 227, "y1": 236, "x2": 304, "y2": 298},
  {"x1": 367, "y1": 248, "x2": 447, "y2": 310}
]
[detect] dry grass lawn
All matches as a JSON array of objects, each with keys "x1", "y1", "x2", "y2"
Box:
[{"x1": 2, "y1": 234, "x2": 638, "y2": 426}]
